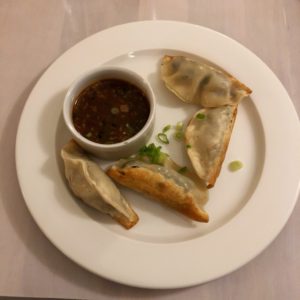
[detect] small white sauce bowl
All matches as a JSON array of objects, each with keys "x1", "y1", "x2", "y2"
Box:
[{"x1": 63, "y1": 66, "x2": 156, "y2": 160}]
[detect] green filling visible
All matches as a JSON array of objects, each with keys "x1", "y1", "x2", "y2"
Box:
[
  {"x1": 178, "y1": 166, "x2": 188, "y2": 174},
  {"x1": 196, "y1": 113, "x2": 206, "y2": 120}
]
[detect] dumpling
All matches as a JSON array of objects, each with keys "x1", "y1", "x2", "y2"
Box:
[
  {"x1": 106, "y1": 148, "x2": 209, "y2": 222},
  {"x1": 61, "y1": 140, "x2": 139, "y2": 229},
  {"x1": 185, "y1": 105, "x2": 237, "y2": 188},
  {"x1": 161, "y1": 55, "x2": 252, "y2": 107}
]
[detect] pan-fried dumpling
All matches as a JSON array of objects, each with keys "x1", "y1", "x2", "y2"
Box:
[
  {"x1": 61, "y1": 140, "x2": 139, "y2": 229},
  {"x1": 185, "y1": 105, "x2": 237, "y2": 188},
  {"x1": 161, "y1": 55, "x2": 251, "y2": 107},
  {"x1": 107, "y1": 148, "x2": 209, "y2": 222}
]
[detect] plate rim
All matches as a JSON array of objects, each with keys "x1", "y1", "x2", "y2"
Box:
[{"x1": 15, "y1": 20, "x2": 300, "y2": 289}]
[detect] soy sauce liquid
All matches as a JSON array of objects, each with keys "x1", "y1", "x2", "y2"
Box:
[{"x1": 72, "y1": 79, "x2": 150, "y2": 144}]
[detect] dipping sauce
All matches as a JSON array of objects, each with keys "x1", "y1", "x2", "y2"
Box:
[{"x1": 72, "y1": 79, "x2": 150, "y2": 144}]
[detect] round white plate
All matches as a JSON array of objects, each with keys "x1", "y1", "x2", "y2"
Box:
[{"x1": 16, "y1": 21, "x2": 300, "y2": 289}]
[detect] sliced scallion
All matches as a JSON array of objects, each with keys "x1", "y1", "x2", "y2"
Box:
[
  {"x1": 157, "y1": 133, "x2": 169, "y2": 144},
  {"x1": 228, "y1": 160, "x2": 243, "y2": 172},
  {"x1": 174, "y1": 131, "x2": 183, "y2": 140},
  {"x1": 176, "y1": 121, "x2": 184, "y2": 131},
  {"x1": 173, "y1": 121, "x2": 185, "y2": 141},
  {"x1": 162, "y1": 124, "x2": 171, "y2": 133}
]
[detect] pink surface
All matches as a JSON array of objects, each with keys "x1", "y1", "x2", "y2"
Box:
[{"x1": 0, "y1": 1, "x2": 299, "y2": 299}]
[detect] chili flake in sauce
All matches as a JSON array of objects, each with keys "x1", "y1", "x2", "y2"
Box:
[{"x1": 72, "y1": 79, "x2": 150, "y2": 144}]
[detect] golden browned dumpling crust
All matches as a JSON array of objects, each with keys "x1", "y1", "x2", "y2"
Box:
[{"x1": 107, "y1": 160, "x2": 209, "y2": 222}]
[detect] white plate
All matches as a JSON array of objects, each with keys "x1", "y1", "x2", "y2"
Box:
[{"x1": 16, "y1": 21, "x2": 300, "y2": 289}]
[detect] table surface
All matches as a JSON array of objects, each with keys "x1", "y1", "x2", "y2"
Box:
[{"x1": 1, "y1": 0, "x2": 300, "y2": 299}]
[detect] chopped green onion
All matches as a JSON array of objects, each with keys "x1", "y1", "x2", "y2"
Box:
[
  {"x1": 157, "y1": 133, "x2": 169, "y2": 144},
  {"x1": 174, "y1": 131, "x2": 183, "y2": 140},
  {"x1": 157, "y1": 152, "x2": 169, "y2": 165},
  {"x1": 173, "y1": 121, "x2": 185, "y2": 140},
  {"x1": 176, "y1": 121, "x2": 184, "y2": 131},
  {"x1": 138, "y1": 143, "x2": 168, "y2": 165},
  {"x1": 186, "y1": 144, "x2": 192, "y2": 149},
  {"x1": 229, "y1": 160, "x2": 243, "y2": 172},
  {"x1": 162, "y1": 124, "x2": 171, "y2": 133},
  {"x1": 111, "y1": 107, "x2": 119, "y2": 114},
  {"x1": 196, "y1": 113, "x2": 206, "y2": 120},
  {"x1": 178, "y1": 166, "x2": 188, "y2": 174},
  {"x1": 86, "y1": 132, "x2": 92, "y2": 138}
]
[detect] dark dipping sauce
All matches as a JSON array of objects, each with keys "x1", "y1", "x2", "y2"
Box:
[{"x1": 72, "y1": 79, "x2": 150, "y2": 144}]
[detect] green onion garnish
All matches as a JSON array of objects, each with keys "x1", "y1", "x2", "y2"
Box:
[
  {"x1": 186, "y1": 144, "x2": 192, "y2": 149},
  {"x1": 174, "y1": 131, "x2": 183, "y2": 140},
  {"x1": 176, "y1": 121, "x2": 184, "y2": 131},
  {"x1": 162, "y1": 125, "x2": 171, "y2": 133},
  {"x1": 173, "y1": 121, "x2": 185, "y2": 140},
  {"x1": 138, "y1": 143, "x2": 168, "y2": 165},
  {"x1": 178, "y1": 166, "x2": 188, "y2": 174},
  {"x1": 196, "y1": 113, "x2": 206, "y2": 120},
  {"x1": 157, "y1": 133, "x2": 169, "y2": 144},
  {"x1": 228, "y1": 160, "x2": 243, "y2": 171}
]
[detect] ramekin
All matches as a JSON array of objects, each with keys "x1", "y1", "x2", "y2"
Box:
[{"x1": 63, "y1": 66, "x2": 155, "y2": 160}]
